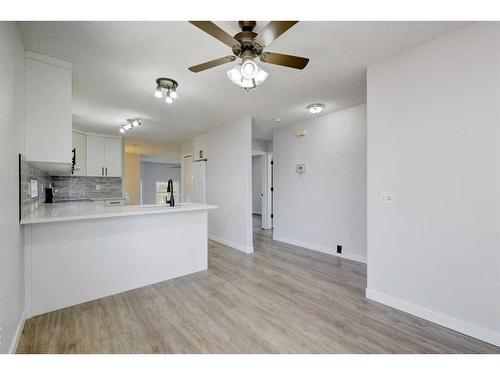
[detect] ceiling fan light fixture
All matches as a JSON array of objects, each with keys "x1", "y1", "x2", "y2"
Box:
[
  {"x1": 241, "y1": 58, "x2": 258, "y2": 80},
  {"x1": 254, "y1": 68, "x2": 269, "y2": 85},
  {"x1": 227, "y1": 64, "x2": 243, "y2": 83},
  {"x1": 307, "y1": 103, "x2": 325, "y2": 114},
  {"x1": 154, "y1": 86, "x2": 162, "y2": 98},
  {"x1": 170, "y1": 87, "x2": 178, "y2": 99},
  {"x1": 227, "y1": 62, "x2": 268, "y2": 90}
]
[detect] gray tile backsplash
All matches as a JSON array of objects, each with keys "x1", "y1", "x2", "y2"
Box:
[
  {"x1": 20, "y1": 155, "x2": 49, "y2": 218},
  {"x1": 49, "y1": 176, "x2": 122, "y2": 201},
  {"x1": 20, "y1": 154, "x2": 122, "y2": 219}
]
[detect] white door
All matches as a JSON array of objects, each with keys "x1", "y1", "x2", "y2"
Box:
[
  {"x1": 104, "y1": 137, "x2": 122, "y2": 177},
  {"x1": 191, "y1": 161, "x2": 206, "y2": 203},
  {"x1": 86, "y1": 135, "x2": 105, "y2": 176}
]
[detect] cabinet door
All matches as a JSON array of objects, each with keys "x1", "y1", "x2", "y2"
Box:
[
  {"x1": 86, "y1": 135, "x2": 105, "y2": 176},
  {"x1": 25, "y1": 58, "x2": 72, "y2": 164},
  {"x1": 72, "y1": 132, "x2": 87, "y2": 176},
  {"x1": 104, "y1": 138, "x2": 122, "y2": 177}
]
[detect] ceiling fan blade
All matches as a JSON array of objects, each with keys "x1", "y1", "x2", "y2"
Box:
[
  {"x1": 254, "y1": 21, "x2": 299, "y2": 48},
  {"x1": 188, "y1": 56, "x2": 237, "y2": 73},
  {"x1": 189, "y1": 21, "x2": 240, "y2": 49},
  {"x1": 260, "y1": 52, "x2": 309, "y2": 70}
]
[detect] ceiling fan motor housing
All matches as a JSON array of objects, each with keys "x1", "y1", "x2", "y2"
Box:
[{"x1": 232, "y1": 21, "x2": 263, "y2": 58}]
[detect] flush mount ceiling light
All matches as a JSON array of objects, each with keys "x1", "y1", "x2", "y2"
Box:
[
  {"x1": 188, "y1": 21, "x2": 310, "y2": 91},
  {"x1": 120, "y1": 118, "x2": 142, "y2": 134},
  {"x1": 307, "y1": 103, "x2": 325, "y2": 114},
  {"x1": 154, "y1": 78, "x2": 179, "y2": 103}
]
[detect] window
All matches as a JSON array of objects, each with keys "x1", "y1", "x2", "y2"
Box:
[{"x1": 156, "y1": 181, "x2": 169, "y2": 204}]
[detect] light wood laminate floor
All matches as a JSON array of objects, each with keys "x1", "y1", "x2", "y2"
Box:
[{"x1": 17, "y1": 230, "x2": 500, "y2": 353}]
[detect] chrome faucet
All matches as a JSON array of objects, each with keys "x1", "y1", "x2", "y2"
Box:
[{"x1": 166, "y1": 179, "x2": 175, "y2": 207}]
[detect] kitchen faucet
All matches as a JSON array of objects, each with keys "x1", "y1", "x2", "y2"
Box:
[{"x1": 166, "y1": 179, "x2": 175, "y2": 207}]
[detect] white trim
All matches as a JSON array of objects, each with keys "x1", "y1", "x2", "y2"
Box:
[
  {"x1": 272, "y1": 235, "x2": 367, "y2": 264},
  {"x1": 208, "y1": 235, "x2": 254, "y2": 254},
  {"x1": 25, "y1": 50, "x2": 72, "y2": 70},
  {"x1": 366, "y1": 288, "x2": 500, "y2": 347},
  {"x1": 9, "y1": 308, "x2": 26, "y2": 354}
]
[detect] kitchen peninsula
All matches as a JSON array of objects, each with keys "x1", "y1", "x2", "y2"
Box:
[{"x1": 21, "y1": 201, "x2": 216, "y2": 317}]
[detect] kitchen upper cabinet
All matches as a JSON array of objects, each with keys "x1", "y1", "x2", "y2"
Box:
[
  {"x1": 193, "y1": 135, "x2": 208, "y2": 161},
  {"x1": 72, "y1": 131, "x2": 87, "y2": 176},
  {"x1": 86, "y1": 135, "x2": 122, "y2": 177},
  {"x1": 25, "y1": 52, "x2": 72, "y2": 169},
  {"x1": 104, "y1": 137, "x2": 122, "y2": 177}
]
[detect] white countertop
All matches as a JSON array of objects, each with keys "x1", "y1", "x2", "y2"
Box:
[{"x1": 20, "y1": 201, "x2": 217, "y2": 224}]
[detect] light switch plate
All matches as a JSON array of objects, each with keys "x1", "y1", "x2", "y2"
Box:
[{"x1": 380, "y1": 192, "x2": 394, "y2": 204}]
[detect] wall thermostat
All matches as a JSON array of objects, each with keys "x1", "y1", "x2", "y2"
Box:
[{"x1": 296, "y1": 164, "x2": 306, "y2": 174}]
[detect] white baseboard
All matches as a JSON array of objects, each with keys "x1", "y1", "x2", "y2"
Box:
[
  {"x1": 9, "y1": 308, "x2": 26, "y2": 354},
  {"x1": 272, "y1": 235, "x2": 366, "y2": 264},
  {"x1": 208, "y1": 235, "x2": 254, "y2": 254},
  {"x1": 366, "y1": 288, "x2": 500, "y2": 347}
]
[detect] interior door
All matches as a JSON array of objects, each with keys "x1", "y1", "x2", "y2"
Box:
[
  {"x1": 86, "y1": 135, "x2": 105, "y2": 176},
  {"x1": 104, "y1": 137, "x2": 122, "y2": 177}
]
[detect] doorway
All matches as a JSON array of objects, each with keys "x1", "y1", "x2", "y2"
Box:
[{"x1": 252, "y1": 152, "x2": 273, "y2": 230}]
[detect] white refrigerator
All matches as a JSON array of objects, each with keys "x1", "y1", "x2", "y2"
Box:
[{"x1": 191, "y1": 160, "x2": 206, "y2": 203}]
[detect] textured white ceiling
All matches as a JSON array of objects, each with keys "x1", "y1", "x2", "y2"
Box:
[{"x1": 18, "y1": 21, "x2": 471, "y2": 141}]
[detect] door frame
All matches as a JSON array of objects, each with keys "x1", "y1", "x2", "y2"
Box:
[{"x1": 181, "y1": 153, "x2": 193, "y2": 202}]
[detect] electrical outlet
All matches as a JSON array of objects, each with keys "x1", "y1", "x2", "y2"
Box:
[
  {"x1": 337, "y1": 245, "x2": 342, "y2": 254},
  {"x1": 95, "y1": 184, "x2": 101, "y2": 191}
]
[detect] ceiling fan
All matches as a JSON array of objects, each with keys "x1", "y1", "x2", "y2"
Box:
[{"x1": 188, "y1": 21, "x2": 310, "y2": 90}]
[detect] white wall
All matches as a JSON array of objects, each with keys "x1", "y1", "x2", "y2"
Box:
[
  {"x1": 273, "y1": 105, "x2": 367, "y2": 263},
  {"x1": 252, "y1": 156, "x2": 264, "y2": 214},
  {"x1": 207, "y1": 117, "x2": 253, "y2": 253},
  {"x1": 0, "y1": 22, "x2": 26, "y2": 353},
  {"x1": 252, "y1": 138, "x2": 273, "y2": 154},
  {"x1": 366, "y1": 22, "x2": 500, "y2": 346}
]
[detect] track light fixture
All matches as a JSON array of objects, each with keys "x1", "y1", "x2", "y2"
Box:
[{"x1": 120, "y1": 118, "x2": 142, "y2": 134}]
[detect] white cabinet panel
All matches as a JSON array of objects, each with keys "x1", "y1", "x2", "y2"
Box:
[
  {"x1": 25, "y1": 55, "x2": 72, "y2": 164},
  {"x1": 86, "y1": 135, "x2": 122, "y2": 177},
  {"x1": 104, "y1": 137, "x2": 122, "y2": 177},
  {"x1": 86, "y1": 135, "x2": 105, "y2": 176},
  {"x1": 72, "y1": 131, "x2": 87, "y2": 176}
]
